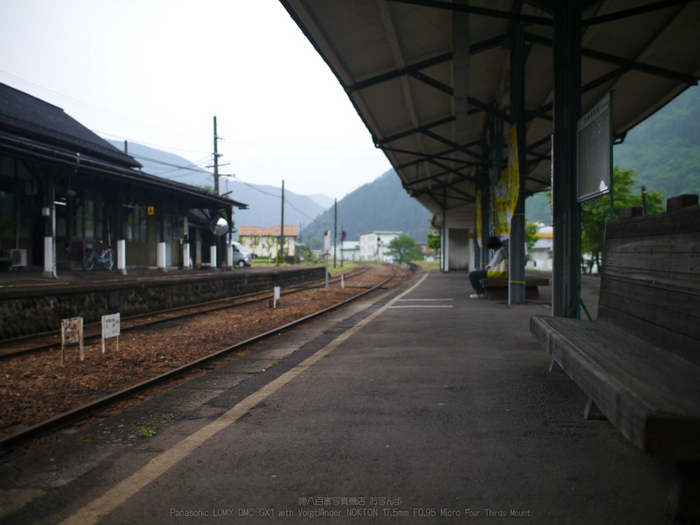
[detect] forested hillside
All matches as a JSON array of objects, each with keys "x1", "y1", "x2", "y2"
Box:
[
  {"x1": 302, "y1": 169, "x2": 432, "y2": 247},
  {"x1": 614, "y1": 86, "x2": 700, "y2": 197}
]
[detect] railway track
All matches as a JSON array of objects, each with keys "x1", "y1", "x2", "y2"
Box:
[
  {"x1": 0, "y1": 263, "x2": 412, "y2": 453},
  {"x1": 0, "y1": 266, "x2": 371, "y2": 361}
]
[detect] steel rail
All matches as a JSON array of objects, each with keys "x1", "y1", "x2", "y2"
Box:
[
  {"x1": 0, "y1": 264, "x2": 409, "y2": 452},
  {"x1": 0, "y1": 267, "x2": 370, "y2": 361}
]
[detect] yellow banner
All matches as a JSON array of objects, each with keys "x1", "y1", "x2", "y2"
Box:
[
  {"x1": 495, "y1": 171, "x2": 510, "y2": 236},
  {"x1": 508, "y1": 125, "x2": 520, "y2": 216}
]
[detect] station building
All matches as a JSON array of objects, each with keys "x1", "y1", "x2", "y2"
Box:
[{"x1": 0, "y1": 83, "x2": 246, "y2": 274}]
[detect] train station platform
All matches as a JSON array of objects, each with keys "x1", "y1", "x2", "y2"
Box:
[
  {"x1": 0, "y1": 265, "x2": 322, "y2": 299},
  {"x1": 0, "y1": 265, "x2": 326, "y2": 340},
  {"x1": 0, "y1": 270, "x2": 674, "y2": 524}
]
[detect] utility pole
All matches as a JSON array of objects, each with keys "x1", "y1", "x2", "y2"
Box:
[
  {"x1": 333, "y1": 198, "x2": 337, "y2": 268},
  {"x1": 213, "y1": 116, "x2": 220, "y2": 195},
  {"x1": 279, "y1": 180, "x2": 285, "y2": 265}
]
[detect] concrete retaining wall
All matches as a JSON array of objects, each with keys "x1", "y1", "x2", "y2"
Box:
[{"x1": 0, "y1": 267, "x2": 327, "y2": 340}]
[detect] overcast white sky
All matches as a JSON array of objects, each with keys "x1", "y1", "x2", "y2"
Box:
[{"x1": 0, "y1": 0, "x2": 392, "y2": 200}]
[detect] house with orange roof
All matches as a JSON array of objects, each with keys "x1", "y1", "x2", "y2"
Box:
[{"x1": 238, "y1": 225, "x2": 299, "y2": 260}]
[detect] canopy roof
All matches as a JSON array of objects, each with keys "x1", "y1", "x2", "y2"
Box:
[{"x1": 280, "y1": 0, "x2": 700, "y2": 217}]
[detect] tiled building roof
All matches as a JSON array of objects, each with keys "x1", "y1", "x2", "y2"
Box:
[
  {"x1": 239, "y1": 225, "x2": 299, "y2": 237},
  {"x1": 0, "y1": 82, "x2": 140, "y2": 168}
]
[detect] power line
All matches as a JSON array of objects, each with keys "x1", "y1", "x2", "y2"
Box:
[
  {"x1": 130, "y1": 153, "x2": 213, "y2": 174},
  {"x1": 98, "y1": 131, "x2": 212, "y2": 156}
]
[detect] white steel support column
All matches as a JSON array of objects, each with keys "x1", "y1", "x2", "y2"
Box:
[
  {"x1": 157, "y1": 242, "x2": 167, "y2": 271},
  {"x1": 195, "y1": 229, "x2": 202, "y2": 266},
  {"x1": 444, "y1": 226, "x2": 450, "y2": 272},
  {"x1": 117, "y1": 240, "x2": 127, "y2": 275},
  {"x1": 210, "y1": 246, "x2": 217, "y2": 269},
  {"x1": 182, "y1": 243, "x2": 191, "y2": 270},
  {"x1": 43, "y1": 237, "x2": 53, "y2": 278}
]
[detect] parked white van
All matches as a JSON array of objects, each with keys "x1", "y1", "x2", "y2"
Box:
[{"x1": 231, "y1": 241, "x2": 253, "y2": 267}]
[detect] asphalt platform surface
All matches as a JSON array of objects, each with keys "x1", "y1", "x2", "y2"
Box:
[{"x1": 0, "y1": 270, "x2": 675, "y2": 524}]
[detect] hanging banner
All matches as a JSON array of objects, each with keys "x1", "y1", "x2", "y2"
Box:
[
  {"x1": 495, "y1": 171, "x2": 510, "y2": 237},
  {"x1": 508, "y1": 124, "x2": 520, "y2": 217},
  {"x1": 475, "y1": 191, "x2": 483, "y2": 248}
]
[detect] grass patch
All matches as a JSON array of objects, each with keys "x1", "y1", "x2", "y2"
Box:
[{"x1": 414, "y1": 260, "x2": 440, "y2": 271}]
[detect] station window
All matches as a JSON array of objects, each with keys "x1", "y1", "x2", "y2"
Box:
[
  {"x1": 124, "y1": 202, "x2": 147, "y2": 243},
  {"x1": 71, "y1": 190, "x2": 104, "y2": 240}
]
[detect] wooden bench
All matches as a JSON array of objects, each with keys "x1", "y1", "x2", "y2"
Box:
[
  {"x1": 483, "y1": 275, "x2": 549, "y2": 300},
  {"x1": 530, "y1": 194, "x2": 700, "y2": 522}
]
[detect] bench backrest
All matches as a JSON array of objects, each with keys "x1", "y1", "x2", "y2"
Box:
[{"x1": 599, "y1": 196, "x2": 700, "y2": 366}]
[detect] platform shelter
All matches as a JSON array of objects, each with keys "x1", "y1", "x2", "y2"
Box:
[{"x1": 279, "y1": 0, "x2": 700, "y2": 315}]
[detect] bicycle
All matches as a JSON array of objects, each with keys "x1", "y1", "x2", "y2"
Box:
[{"x1": 83, "y1": 241, "x2": 114, "y2": 271}]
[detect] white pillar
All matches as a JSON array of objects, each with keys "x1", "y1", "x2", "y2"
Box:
[
  {"x1": 468, "y1": 233, "x2": 476, "y2": 271},
  {"x1": 182, "y1": 243, "x2": 191, "y2": 270},
  {"x1": 227, "y1": 244, "x2": 233, "y2": 267},
  {"x1": 117, "y1": 240, "x2": 127, "y2": 275},
  {"x1": 210, "y1": 246, "x2": 217, "y2": 269},
  {"x1": 157, "y1": 242, "x2": 167, "y2": 271},
  {"x1": 43, "y1": 237, "x2": 54, "y2": 278},
  {"x1": 195, "y1": 229, "x2": 202, "y2": 266},
  {"x1": 444, "y1": 227, "x2": 450, "y2": 272}
]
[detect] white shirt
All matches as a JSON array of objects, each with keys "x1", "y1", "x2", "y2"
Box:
[{"x1": 488, "y1": 246, "x2": 508, "y2": 268}]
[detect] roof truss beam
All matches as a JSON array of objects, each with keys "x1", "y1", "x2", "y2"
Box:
[
  {"x1": 347, "y1": 35, "x2": 505, "y2": 94},
  {"x1": 376, "y1": 115, "x2": 458, "y2": 146},
  {"x1": 422, "y1": 129, "x2": 487, "y2": 162},
  {"x1": 393, "y1": 140, "x2": 487, "y2": 170},
  {"x1": 408, "y1": 182, "x2": 475, "y2": 202},
  {"x1": 582, "y1": 0, "x2": 698, "y2": 26},
  {"x1": 380, "y1": 146, "x2": 476, "y2": 166},
  {"x1": 527, "y1": 64, "x2": 632, "y2": 121},
  {"x1": 426, "y1": 159, "x2": 478, "y2": 184},
  {"x1": 525, "y1": 32, "x2": 699, "y2": 85},
  {"x1": 387, "y1": 0, "x2": 553, "y2": 25},
  {"x1": 408, "y1": 71, "x2": 512, "y2": 122}
]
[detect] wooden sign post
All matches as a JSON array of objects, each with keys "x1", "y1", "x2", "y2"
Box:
[{"x1": 61, "y1": 317, "x2": 84, "y2": 364}]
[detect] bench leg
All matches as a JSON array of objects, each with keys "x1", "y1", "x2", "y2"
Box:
[
  {"x1": 548, "y1": 357, "x2": 558, "y2": 373},
  {"x1": 668, "y1": 461, "x2": 700, "y2": 523},
  {"x1": 583, "y1": 398, "x2": 607, "y2": 421}
]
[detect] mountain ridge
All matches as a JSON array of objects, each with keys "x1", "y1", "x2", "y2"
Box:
[{"x1": 105, "y1": 139, "x2": 330, "y2": 229}]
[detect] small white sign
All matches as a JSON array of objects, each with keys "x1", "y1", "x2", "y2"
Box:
[
  {"x1": 101, "y1": 313, "x2": 120, "y2": 353},
  {"x1": 323, "y1": 230, "x2": 331, "y2": 253},
  {"x1": 102, "y1": 313, "x2": 120, "y2": 339}
]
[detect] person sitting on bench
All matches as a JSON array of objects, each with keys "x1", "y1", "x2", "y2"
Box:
[{"x1": 469, "y1": 236, "x2": 508, "y2": 299}]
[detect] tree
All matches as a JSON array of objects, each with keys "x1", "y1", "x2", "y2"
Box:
[
  {"x1": 386, "y1": 235, "x2": 423, "y2": 263},
  {"x1": 262, "y1": 235, "x2": 276, "y2": 258},
  {"x1": 427, "y1": 225, "x2": 441, "y2": 253},
  {"x1": 581, "y1": 166, "x2": 664, "y2": 271},
  {"x1": 525, "y1": 220, "x2": 540, "y2": 253}
]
